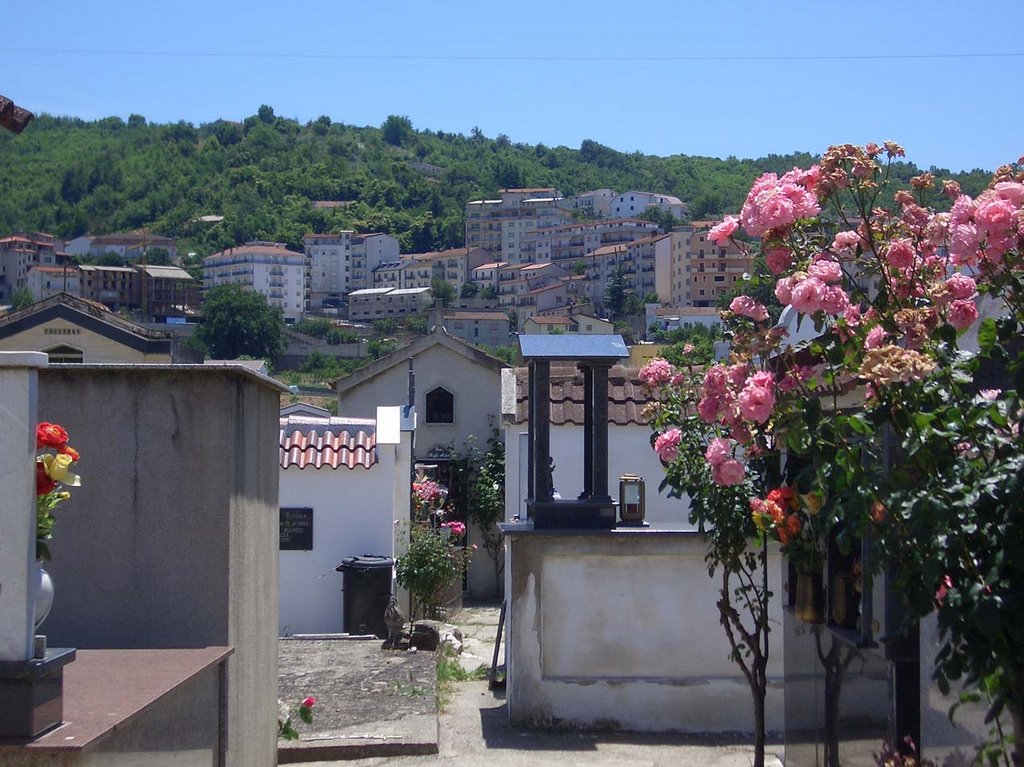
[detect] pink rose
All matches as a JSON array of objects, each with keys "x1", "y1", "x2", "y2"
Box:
[
  {"x1": 819, "y1": 285, "x2": 850, "y2": 316},
  {"x1": 708, "y1": 216, "x2": 740, "y2": 244},
  {"x1": 884, "y1": 238, "x2": 916, "y2": 270},
  {"x1": 729, "y1": 295, "x2": 770, "y2": 322},
  {"x1": 705, "y1": 437, "x2": 731, "y2": 467},
  {"x1": 712, "y1": 459, "x2": 745, "y2": 486},
  {"x1": 654, "y1": 428, "x2": 682, "y2": 463},
  {"x1": 807, "y1": 258, "x2": 843, "y2": 284},
  {"x1": 765, "y1": 246, "x2": 794, "y2": 274},
  {"x1": 739, "y1": 381, "x2": 775, "y2": 424},
  {"x1": 831, "y1": 230, "x2": 861, "y2": 253},
  {"x1": 864, "y1": 325, "x2": 887, "y2": 350},
  {"x1": 945, "y1": 273, "x2": 977, "y2": 300},
  {"x1": 639, "y1": 357, "x2": 674, "y2": 387},
  {"x1": 789, "y1": 276, "x2": 827, "y2": 314},
  {"x1": 948, "y1": 299, "x2": 979, "y2": 331},
  {"x1": 774, "y1": 275, "x2": 797, "y2": 305},
  {"x1": 993, "y1": 181, "x2": 1024, "y2": 206},
  {"x1": 301, "y1": 696, "x2": 316, "y2": 710}
]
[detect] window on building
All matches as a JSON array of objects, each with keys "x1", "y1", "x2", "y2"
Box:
[
  {"x1": 425, "y1": 387, "x2": 454, "y2": 424},
  {"x1": 44, "y1": 344, "x2": 84, "y2": 364}
]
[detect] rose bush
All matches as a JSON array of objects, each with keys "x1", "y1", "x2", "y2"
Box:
[{"x1": 645, "y1": 145, "x2": 1024, "y2": 764}]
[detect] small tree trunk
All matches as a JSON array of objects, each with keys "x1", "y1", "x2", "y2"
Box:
[
  {"x1": 1010, "y1": 697, "x2": 1023, "y2": 767},
  {"x1": 751, "y1": 678, "x2": 766, "y2": 767}
]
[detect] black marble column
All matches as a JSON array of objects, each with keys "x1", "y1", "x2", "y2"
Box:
[
  {"x1": 578, "y1": 364, "x2": 594, "y2": 500},
  {"x1": 528, "y1": 360, "x2": 552, "y2": 504}
]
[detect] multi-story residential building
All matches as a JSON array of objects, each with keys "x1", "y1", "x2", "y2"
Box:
[
  {"x1": 442, "y1": 310, "x2": 511, "y2": 348},
  {"x1": 78, "y1": 264, "x2": 136, "y2": 310},
  {"x1": 203, "y1": 241, "x2": 307, "y2": 321},
  {"x1": 27, "y1": 266, "x2": 81, "y2": 302},
  {"x1": 523, "y1": 218, "x2": 661, "y2": 266},
  {"x1": 610, "y1": 191, "x2": 688, "y2": 220},
  {"x1": 135, "y1": 264, "x2": 200, "y2": 320},
  {"x1": 304, "y1": 231, "x2": 400, "y2": 307},
  {"x1": 559, "y1": 189, "x2": 616, "y2": 219},
  {"x1": 346, "y1": 286, "x2": 432, "y2": 322},
  {"x1": 673, "y1": 224, "x2": 752, "y2": 307},
  {"x1": 465, "y1": 188, "x2": 573, "y2": 264},
  {"x1": 468, "y1": 262, "x2": 509, "y2": 296},
  {"x1": 579, "y1": 233, "x2": 675, "y2": 308},
  {"x1": 522, "y1": 311, "x2": 614, "y2": 335},
  {"x1": 414, "y1": 247, "x2": 489, "y2": 296},
  {"x1": 372, "y1": 258, "x2": 433, "y2": 290},
  {"x1": 0, "y1": 232, "x2": 64, "y2": 302},
  {"x1": 85, "y1": 232, "x2": 178, "y2": 262}
]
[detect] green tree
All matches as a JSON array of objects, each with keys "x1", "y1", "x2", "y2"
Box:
[
  {"x1": 459, "y1": 282, "x2": 479, "y2": 298},
  {"x1": 11, "y1": 287, "x2": 34, "y2": 310},
  {"x1": 382, "y1": 115, "x2": 413, "y2": 147},
  {"x1": 194, "y1": 285, "x2": 285, "y2": 362},
  {"x1": 604, "y1": 266, "x2": 627, "y2": 314},
  {"x1": 430, "y1": 278, "x2": 456, "y2": 307}
]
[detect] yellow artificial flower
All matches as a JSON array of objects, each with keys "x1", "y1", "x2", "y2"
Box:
[
  {"x1": 42, "y1": 453, "x2": 80, "y2": 486},
  {"x1": 801, "y1": 492, "x2": 824, "y2": 516}
]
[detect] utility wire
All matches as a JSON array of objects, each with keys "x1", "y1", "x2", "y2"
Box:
[{"x1": 6, "y1": 48, "x2": 1024, "y2": 63}]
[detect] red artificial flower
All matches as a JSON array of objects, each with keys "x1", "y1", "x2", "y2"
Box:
[
  {"x1": 766, "y1": 486, "x2": 797, "y2": 511},
  {"x1": 301, "y1": 696, "x2": 316, "y2": 709},
  {"x1": 36, "y1": 460, "x2": 57, "y2": 495},
  {"x1": 60, "y1": 445, "x2": 80, "y2": 461},
  {"x1": 37, "y1": 422, "x2": 69, "y2": 450}
]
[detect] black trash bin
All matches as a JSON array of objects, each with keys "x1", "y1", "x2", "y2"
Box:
[{"x1": 335, "y1": 555, "x2": 394, "y2": 638}]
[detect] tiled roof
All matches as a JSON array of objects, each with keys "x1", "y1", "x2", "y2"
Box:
[
  {"x1": 511, "y1": 364, "x2": 651, "y2": 426},
  {"x1": 279, "y1": 415, "x2": 377, "y2": 470}
]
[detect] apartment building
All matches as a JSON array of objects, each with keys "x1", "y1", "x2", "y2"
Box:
[
  {"x1": 465, "y1": 188, "x2": 572, "y2": 264},
  {"x1": 523, "y1": 218, "x2": 661, "y2": 266},
  {"x1": 413, "y1": 247, "x2": 489, "y2": 295},
  {"x1": 610, "y1": 191, "x2": 688, "y2": 220},
  {"x1": 559, "y1": 189, "x2": 616, "y2": 219},
  {"x1": 347, "y1": 286, "x2": 432, "y2": 322},
  {"x1": 27, "y1": 266, "x2": 81, "y2": 302},
  {"x1": 0, "y1": 232, "x2": 64, "y2": 302},
  {"x1": 78, "y1": 264, "x2": 136, "y2": 310},
  {"x1": 442, "y1": 309, "x2": 511, "y2": 348},
  {"x1": 372, "y1": 258, "x2": 433, "y2": 290},
  {"x1": 468, "y1": 261, "x2": 508, "y2": 295},
  {"x1": 82, "y1": 232, "x2": 178, "y2": 262},
  {"x1": 304, "y1": 231, "x2": 400, "y2": 307},
  {"x1": 203, "y1": 241, "x2": 307, "y2": 321},
  {"x1": 580, "y1": 233, "x2": 675, "y2": 308},
  {"x1": 672, "y1": 225, "x2": 752, "y2": 307}
]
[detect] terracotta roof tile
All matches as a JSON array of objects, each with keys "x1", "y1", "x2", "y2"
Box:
[
  {"x1": 279, "y1": 416, "x2": 377, "y2": 469},
  {"x1": 512, "y1": 364, "x2": 652, "y2": 426}
]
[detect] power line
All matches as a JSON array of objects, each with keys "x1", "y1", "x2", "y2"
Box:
[{"x1": 7, "y1": 47, "x2": 1024, "y2": 63}]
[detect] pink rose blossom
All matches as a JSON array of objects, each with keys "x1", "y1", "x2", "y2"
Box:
[
  {"x1": 708, "y1": 216, "x2": 740, "y2": 244},
  {"x1": 820, "y1": 285, "x2": 851, "y2": 316},
  {"x1": 884, "y1": 238, "x2": 916, "y2": 270},
  {"x1": 739, "y1": 379, "x2": 775, "y2": 424},
  {"x1": 948, "y1": 299, "x2": 979, "y2": 331},
  {"x1": 712, "y1": 459, "x2": 746, "y2": 486},
  {"x1": 864, "y1": 326, "x2": 887, "y2": 350},
  {"x1": 654, "y1": 428, "x2": 682, "y2": 463},
  {"x1": 639, "y1": 358, "x2": 674, "y2": 387},
  {"x1": 945, "y1": 273, "x2": 977, "y2": 300},
  {"x1": 774, "y1": 275, "x2": 798, "y2": 305},
  {"x1": 790, "y1": 277, "x2": 827, "y2": 314},
  {"x1": 729, "y1": 295, "x2": 770, "y2": 322},
  {"x1": 740, "y1": 172, "x2": 821, "y2": 237},
  {"x1": 807, "y1": 258, "x2": 843, "y2": 284},
  {"x1": 765, "y1": 246, "x2": 794, "y2": 274},
  {"x1": 831, "y1": 230, "x2": 861, "y2": 254},
  {"x1": 994, "y1": 181, "x2": 1024, "y2": 206},
  {"x1": 705, "y1": 437, "x2": 731, "y2": 467}
]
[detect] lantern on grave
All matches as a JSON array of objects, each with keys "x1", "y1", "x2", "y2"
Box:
[{"x1": 618, "y1": 474, "x2": 646, "y2": 526}]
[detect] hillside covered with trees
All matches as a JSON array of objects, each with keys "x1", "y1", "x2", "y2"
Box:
[{"x1": 0, "y1": 107, "x2": 994, "y2": 260}]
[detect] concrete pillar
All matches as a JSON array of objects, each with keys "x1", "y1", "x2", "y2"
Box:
[{"x1": 0, "y1": 352, "x2": 47, "y2": 662}]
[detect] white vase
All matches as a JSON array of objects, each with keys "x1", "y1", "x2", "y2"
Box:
[{"x1": 34, "y1": 561, "x2": 54, "y2": 629}]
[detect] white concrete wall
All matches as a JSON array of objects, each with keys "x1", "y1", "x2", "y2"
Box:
[
  {"x1": 504, "y1": 528, "x2": 785, "y2": 734},
  {"x1": 504, "y1": 424, "x2": 693, "y2": 527},
  {"x1": 278, "y1": 446, "x2": 398, "y2": 635}
]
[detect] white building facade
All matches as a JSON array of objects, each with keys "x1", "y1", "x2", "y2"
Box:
[{"x1": 203, "y1": 241, "x2": 307, "y2": 321}]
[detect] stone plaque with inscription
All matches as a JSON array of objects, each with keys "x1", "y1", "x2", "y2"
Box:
[{"x1": 279, "y1": 507, "x2": 313, "y2": 550}]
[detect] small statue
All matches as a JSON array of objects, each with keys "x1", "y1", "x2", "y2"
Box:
[{"x1": 383, "y1": 595, "x2": 406, "y2": 647}]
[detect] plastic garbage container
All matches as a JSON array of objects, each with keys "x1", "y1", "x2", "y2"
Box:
[{"x1": 335, "y1": 555, "x2": 394, "y2": 638}]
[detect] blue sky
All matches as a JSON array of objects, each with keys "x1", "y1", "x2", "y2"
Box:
[{"x1": 4, "y1": 0, "x2": 1022, "y2": 173}]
